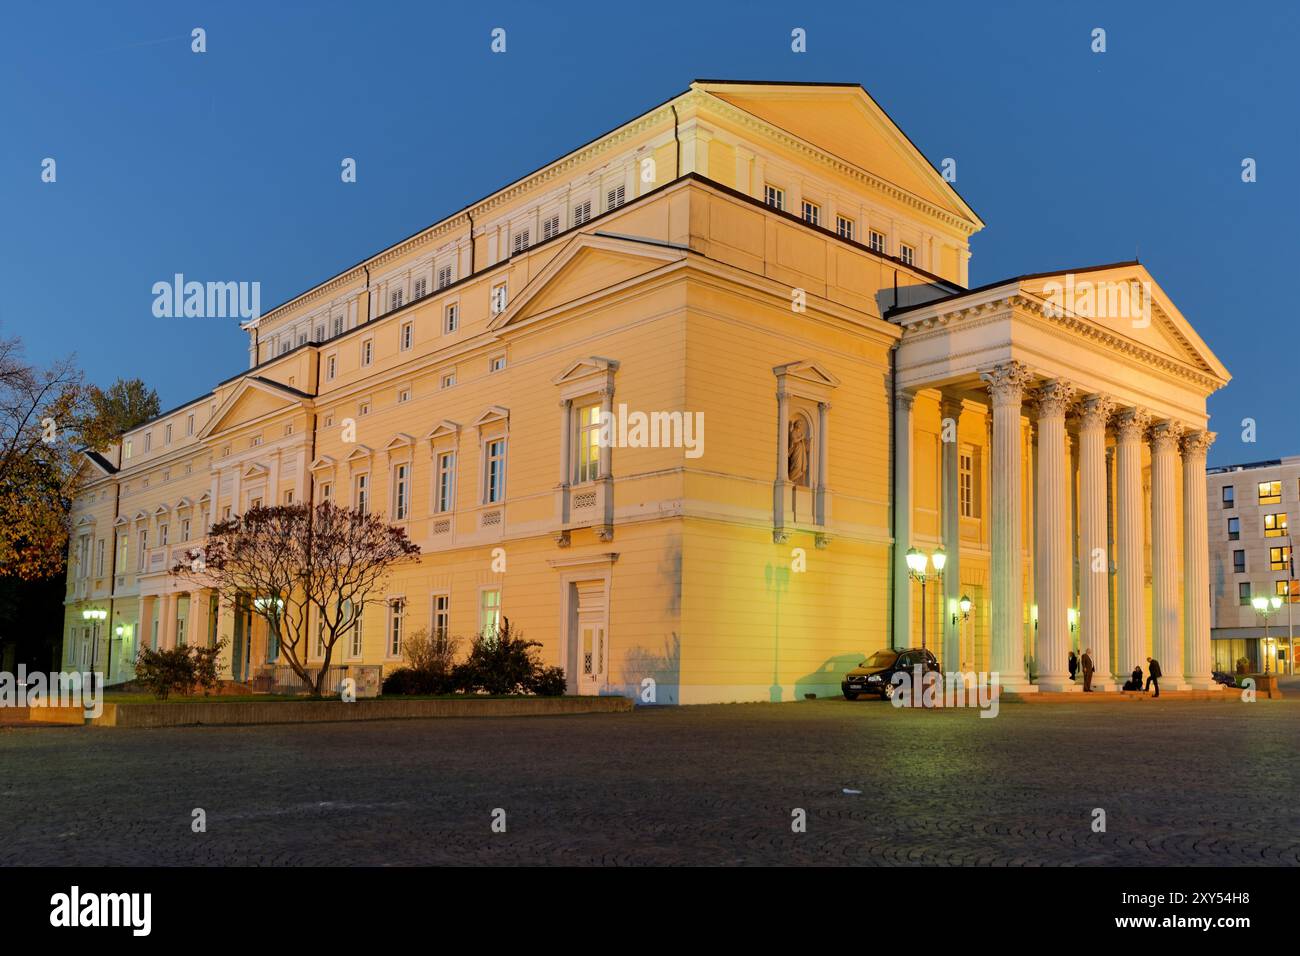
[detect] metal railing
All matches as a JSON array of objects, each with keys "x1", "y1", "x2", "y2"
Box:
[{"x1": 269, "y1": 664, "x2": 350, "y2": 696}]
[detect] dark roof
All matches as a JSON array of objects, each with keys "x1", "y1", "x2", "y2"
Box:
[
  {"x1": 83, "y1": 450, "x2": 118, "y2": 475},
  {"x1": 1207, "y1": 459, "x2": 1284, "y2": 475},
  {"x1": 885, "y1": 260, "x2": 1142, "y2": 319}
]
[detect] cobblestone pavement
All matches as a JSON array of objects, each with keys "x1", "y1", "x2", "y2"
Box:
[{"x1": 2, "y1": 698, "x2": 1297, "y2": 866}]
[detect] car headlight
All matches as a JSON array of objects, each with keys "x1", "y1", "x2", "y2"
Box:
[{"x1": 867, "y1": 674, "x2": 881, "y2": 682}]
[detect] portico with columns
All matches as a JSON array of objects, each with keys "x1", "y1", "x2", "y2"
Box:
[{"x1": 887, "y1": 263, "x2": 1230, "y2": 693}]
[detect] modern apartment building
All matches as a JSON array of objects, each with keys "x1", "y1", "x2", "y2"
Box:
[
  {"x1": 63, "y1": 80, "x2": 1229, "y2": 702},
  {"x1": 1206, "y1": 457, "x2": 1299, "y2": 674}
]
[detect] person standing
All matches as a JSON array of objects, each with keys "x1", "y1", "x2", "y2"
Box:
[
  {"x1": 1081, "y1": 648, "x2": 1095, "y2": 692},
  {"x1": 1068, "y1": 650, "x2": 1078, "y2": 682},
  {"x1": 1145, "y1": 656, "x2": 1162, "y2": 698}
]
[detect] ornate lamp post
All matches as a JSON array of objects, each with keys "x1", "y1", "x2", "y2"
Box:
[
  {"x1": 1252, "y1": 594, "x2": 1283, "y2": 674},
  {"x1": 905, "y1": 546, "x2": 946, "y2": 653},
  {"x1": 81, "y1": 608, "x2": 107, "y2": 689}
]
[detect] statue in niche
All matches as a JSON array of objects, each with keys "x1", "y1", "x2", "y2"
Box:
[{"x1": 788, "y1": 417, "x2": 811, "y2": 488}]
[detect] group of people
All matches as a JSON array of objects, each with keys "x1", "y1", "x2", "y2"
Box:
[{"x1": 1067, "y1": 651, "x2": 1163, "y2": 696}]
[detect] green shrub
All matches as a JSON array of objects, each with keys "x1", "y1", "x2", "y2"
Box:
[
  {"x1": 453, "y1": 617, "x2": 564, "y2": 695},
  {"x1": 190, "y1": 639, "x2": 228, "y2": 695},
  {"x1": 382, "y1": 667, "x2": 457, "y2": 696},
  {"x1": 134, "y1": 646, "x2": 197, "y2": 700},
  {"x1": 528, "y1": 665, "x2": 567, "y2": 697}
]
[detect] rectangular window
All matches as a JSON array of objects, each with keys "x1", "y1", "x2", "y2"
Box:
[
  {"x1": 400, "y1": 321, "x2": 413, "y2": 351},
  {"x1": 359, "y1": 401, "x2": 370, "y2": 416},
  {"x1": 124, "y1": 439, "x2": 133, "y2": 459},
  {"x1": 144, "y1": 432, "x2": 152, "y2": 452},
  {"x1": 959, "y1": 452, "x2": 974, "y2": 518},
  {"x1": 297, "y1": 332, "x2": 307, "y2": 347},
  {"x1": 868, "y1": 230, "x2": 885, "y2": 253},
  {"x1": 316, "y1": 617, "x2": 326, "y2": 658},
  {"x1": 159, "y1": 523, "x2": 169, "y2": 546},
  {"x1": 542, "y1": 214, "x2": 560, "y2": 240},
  {"x1": 137, "y1": 530, "x2": 147, "y2": 571},
  {"x1": 575, "y1": 403, "x2": 602, "y2": 483},
  {"x1": 490, "y1": 282, "x2": 508, "y2": 316},
  {"x1": 283, "y1": 490, "x2": 293, "y2": 504},
  {"x1": 388, "y1": 599, "x2": 404, "y2": 657},
  {"x1": 512, "y1": 229, "x2": 531, "y2": 254},
  {"x1": 413, "y1": 276, "x2": 428, "y2": 300},
  {"x1": 432, "y1": 594, "x2": 450, "y2": 642},
  {"x1": 441, "y1": 371, "x2": 456, "y2": 389},
  {"x1": 484, "y1": 438, "x2": 506, "y2": 504},
  {"x1": 348, "y1": 602, "x2": 363, "y2": 658},
  {"x1": 1227, "y1": 516, "x2": 1240, "y2": 540},
  {"x1": 333, "y1": 315, "x2": 344, "y2": 336},
  {"x1": 1265, "y1": 513, "x2": 1288, "y2": 537},
  {"x1": 1222, "y1": 485, "x2": 1235, "y2": 508},
  {"x1": 315, "y1": 325, "x2": 324, "y2": 342},
  {"x1": 116, "y1": 533, "x2": 127, "y2": 570},
  {"x1": 361, "y1": 339, "x2": 373, "y2": 366},
  {"x1": 836, "y1": 216, "x2": 855, "y2": 240},
  {"x1": 1234, "y1": 549, "x2": 1246, "y2": 572},
  {"x1": 181, "y1": 518, "x2": 191, "y2": 541},
  {"x1": 1259, "y1": 480, "x2": 1282, "y2": 504},
  {"x1": 95, "y1": 539, "x2": 105, "y2": 577},
  {"x1": 186, "y1": 414, "x2": 194, "y2": 436},
  {"x1": 355, "y1": 474, "x2": 369, "y2": 514},
  {"x1": 321, "y1": 482, "x2": 332, "y2": 501},
  {"x1": 606, "y1": 184, "x2": 626, "y2": 210},
  {"x1": 899, "y1": 243, "x2": 915, "y2": 266},
  {"x1": 444, "y1": 302, "x2": 459, "y2": 333},
  {"x1": 479, "y1": 589, "x2": 501, "y2": 640},
  {"x1": 326, "y1": 355, "x2": 336, "y2": 380},
  {"x1": 1239, "y1": 582, "x2": 1252, "y2": 606},
  {"x1": 764, "y1": 184, "x2": 784, "y2": 210},
  {"x1": 801, "y1": 200, "x2": 820, "y2": 226},
  {"x1": 397, "y1": 387, "x2": 410, "y2": 404},
  {"x1": 572, "y1": 199, "x2": 592, "y2": 226},
  {"x1": 393, "y1": 463, "x2": 409, "y2": 520},
  {"x1": 164, "y1": 423, "x2": 172, "y2": 445},
  {"x1": 437, "y1": 265, "x2": 453, "y2": 290},
  {"x1": 1271, "y1": 546, "x2": 1291, "y2": 572},
  {"x1": 436, "y1": 451, "x2": 456, "y2": 512},
  {"x1": 280, "y1": 340, "x2": 290, "y2": 355},
  {"x1": 489, "y1": 355, "x2": 506, "y2": 373},
  {"x1": 389, "y1": 288, "x2": 404, "y2": 312}
]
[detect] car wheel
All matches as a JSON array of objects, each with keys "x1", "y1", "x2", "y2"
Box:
[
  {"x1": 843, "y1": 691, "x2": 859, "y2": 701},
  {"x1": 883, "y1": 682, "x2": 895, "y2": 700}
]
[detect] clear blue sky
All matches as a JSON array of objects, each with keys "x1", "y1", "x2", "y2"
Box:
[{"x1": 2, "y1": 0, "x2": 1295, "y2": 466}]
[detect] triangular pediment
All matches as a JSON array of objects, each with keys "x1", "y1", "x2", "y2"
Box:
[
  {"x1": 1018, "y1": 264, "x2": 1229, "y2": 383},
  {"x1": 472, "y1": 406, "x2": 509, "y2": 429},
  {"x1": 345, "y1": 445, "x2": 374, "y2": 464},
  {"x1": 199, "y1": 377, "x2": 308, "y2": 440},
  {"x1": 241, "y1": 462, "x2": 269, "y2": 480},
  {"x1": 310, "y1": 455, "x2": 337, "y2": 471},
  {"x1": 424, "y1": 420, "x2": 461, "y2": 442},
  {"x1": 697, "y1": 81, "x2": 983, "y2": 230},
  {"x1": 553, "y1": 357, "x2": 619, "y2": 385},
  {"x1": 175, "y1": 497, "x2": 193, "y2": 510},
  {"x1": 773, "y1": 360, "x2": 841, "y2": 388},
  {"x1": 384, "y1": 433, "x2": 416, "y2": 453},
  {"x1": 489, "y1": 233, "x2": 686, "y2": 332}
]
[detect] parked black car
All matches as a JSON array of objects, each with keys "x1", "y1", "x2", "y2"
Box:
[{"x1": 842, "y1": 647, "x2": 939, "y2": 700}]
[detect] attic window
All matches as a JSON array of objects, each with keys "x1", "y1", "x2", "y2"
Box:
[
  {"x1": 764, "y1": 185, "x2": 784, "y2": 211},
  {"x1": 437, "y1": 265, "x2": 453, "y2": 290},
  {"x1": 542, "y1": 215, "x2": 560, "y2": 240},
  {"x1": 572, "y1": 200, "x2": 592, "y2": 226},
  {"x1": 606, "y1": 185, "x2": 626, "y2": 211}
]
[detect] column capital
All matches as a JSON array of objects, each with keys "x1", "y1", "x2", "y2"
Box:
[
  {"x1": 1181, "y1": 429, "x2": 1215, "y2": 459},
  {"x1": 1077, "y1": 393, "x2": 1117, "y2": 430},
  {"x1": 980, "y1": 361, "x2": 1033, "y2": 406},
  {"x1": 895, "y1": 390, "x2": 916, "y2": 411},
  {"x1": 1113, "y1": 406, "x2": 1152, "y2": 440},
  {"x1": 939, "y1": 393, "x2": 964, "y2": 418},
  {"x1": 1149, "y1": 419, "x2": 1185, "y2": 451},
  {"x1": 1033, "y1": 379, "x2": 1077, "y2": 418}
]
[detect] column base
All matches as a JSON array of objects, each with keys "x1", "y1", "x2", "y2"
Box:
[
  {"x1": 1084, "y1": 679, "x2": 1118, "y2": 692},
  {"x1": 1184, "y1": 676, "x2": 1216, "y2": 690},
  {"x1": 1035, "y1": 677, "x2": 1082, "y2": 692},
  {"x1": 1159, "y1": 677, "x2": 1191, "y2": 691},
  {"x1": 997, "y1": 675, "x2": 1039, "y2": 694}
]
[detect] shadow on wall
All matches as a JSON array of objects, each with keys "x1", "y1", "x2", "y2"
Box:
[
  {"x1": 620, "y1": 632, "x2": 681, "y2": 705},
  {"x1": 795, "y1": 654, "x2": 865, "y2": 700}
]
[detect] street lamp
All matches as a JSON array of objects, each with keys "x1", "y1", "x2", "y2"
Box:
[
  {"x1": 1252, "y1": 594, "x2": 1284, "y2": 674},
  {"x1": 905, "y1": 546, "x2": 945, "y2": 653}
]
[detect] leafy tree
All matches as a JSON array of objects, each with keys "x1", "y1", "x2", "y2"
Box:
[
  {"x1": 173, "y1": 502, "x2": 419, "y2": 695},
  {"x1": 81, "y1": 377, "x2": 160, "y2": 451}
]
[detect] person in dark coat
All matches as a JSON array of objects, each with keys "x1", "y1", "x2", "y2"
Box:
[
  {"x1": 1068, "y1": 650, "x2": 1078, "y2": 681},
  {"x1": 1081, "y1": 648, "x2": 1095, "y2": 692},
  {"x1": 1124, "y1": 665, "x2": 1143, "y2": 691},
  {"x1": 1145, "y1": 657, "x2": 1162, "y2": 697}
]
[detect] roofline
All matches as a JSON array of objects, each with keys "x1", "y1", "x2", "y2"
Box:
[
  {"x1": 693, "y1": 78, "x2": 985, "y2": 231},
  {"x1": 1207, "y1": 459, "x2": 1286, "y2": 474},
  {"x1": 884, "y1": 260, "x2": 1143, "y2": 318}
]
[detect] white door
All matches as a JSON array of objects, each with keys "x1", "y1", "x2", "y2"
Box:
[{"x1": 575, "y1": 582, "x2": 607, "y2": 695}]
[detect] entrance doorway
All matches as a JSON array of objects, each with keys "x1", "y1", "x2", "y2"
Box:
[{"x1": 572, "y1": 581, "x2": 608, "y2": 695}]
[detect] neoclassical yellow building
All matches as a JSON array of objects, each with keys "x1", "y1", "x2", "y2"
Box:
[{"x1": 63, "y1": 80, "x2": 1230, "y2": 702}]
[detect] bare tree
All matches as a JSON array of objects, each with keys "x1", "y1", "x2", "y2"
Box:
[{"x1": 174, "y1": 502, "x2": 419, "y2": 695}]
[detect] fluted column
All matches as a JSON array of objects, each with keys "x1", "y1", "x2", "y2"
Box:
[
  {"x1": 981, "y1": 362, "x2": 1035, "y2": 692},
  {"x1": 892, "y1": 391, "x2": 915, "y2": 649},
  {"x1": 1034, "y1": 380, "x2": 1077, "y2": 691},
  {"x1": 1078, "y1": 395, "x2": 1117, "y2": 689},
  {"x1": 1150, "y1": 421, "x2": 1185, "y2": 688},
  {"x1": 940, "y1": 395, "x2": 963, "y2": 672},
  {"x1": 1114, "y1": 408, "x2": 1150, "y2": 679},
  {"x1": 1182, "y1": 430, "x2": 1215, "y2": 688}
]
